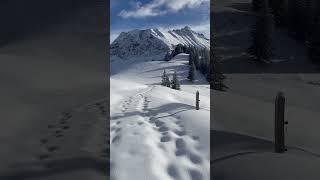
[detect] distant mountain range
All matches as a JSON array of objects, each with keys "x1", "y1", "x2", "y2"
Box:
[{"x1": 110, "y1": 26, "x2": 209, "y2": 61}]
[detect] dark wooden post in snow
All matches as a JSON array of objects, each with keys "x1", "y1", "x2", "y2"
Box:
[
  {"x1": 196, "y1": 91, "x2": 200, "y2": 110},
  {"x1": 274, "y1": 92, "x2": 288, "y2": 153}
]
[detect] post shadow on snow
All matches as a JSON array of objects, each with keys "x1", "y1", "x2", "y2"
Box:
[
  {"x1": 147, "y1": 79, "x2": 210, "y2": 87},
  {"x1": 144, "y1": 63, "x2": 210, "y2": 85},
  {"x1": 213, "y1": 3, "x2": 320, "y2": 73},
  {"x1": 211, "y1": 130, "x2": 273, "y2": 180},
  {"x1": 212, "y1": 130, "x2": 274, "y2": 156},
  {"x1": 141, "y1": 63, "x2": 189, "y2": 74},
  {"x1": 111, "y1": 103, "x2": 194, "y2": 122},
  {"x1": 0, "y1": 156, "x2": 108, "y2": 179},
  {"x1": 211, "y1": 130, "x2": 320, "y2": 180},
  {"x1": 0, "y1": 0, "x2": 97, "y2": 47}
]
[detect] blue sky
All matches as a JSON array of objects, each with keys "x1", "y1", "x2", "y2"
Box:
[{"x1": 110, "y1": 0, "x2": 210, "y2": 42}]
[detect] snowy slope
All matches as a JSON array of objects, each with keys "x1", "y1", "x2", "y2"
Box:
[
  {"x1": 110, "y1": 26, "x2": 210, "y2": 61},
  {"x1": 110, "y1": 54, "x2": 210, "y2": 180}
]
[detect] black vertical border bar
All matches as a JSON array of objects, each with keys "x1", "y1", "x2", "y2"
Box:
[
  {"x1": 106, "y1": 0, "x2": 111, "y2": 178},
  {"x1": 210, "y1": 0, "x2": 214, "y2": 179}
]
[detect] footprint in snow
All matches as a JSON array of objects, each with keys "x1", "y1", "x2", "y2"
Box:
[
  {"x1": 158, "y1": 126, "x2": 169, "y2": 132},
  {"x1": 115, "y1": 128, "x2": 122, "y2": 133},
  {"x1": 110, "y1": 126, "x2": 116, "y2": 132},
  {"x1": 149, "y1": 118, "x2": 156, "y2": 123},
  {"x1": 175, "y1": 138, "x2": 202, "y2": 164},
  {"x1": 188, "y1": 153, "x2": 202, "y2": 164},
  {"x1": 174, "y1": 130, "x2": 186, "y2": 136},
  {"x1": 175, "y1": 121, "x2": 184, "y2": 128},
  {"x1": 192, "y1": 136, "x2": 200, "y2": 141},
  {"x1": 167, "y1": 164, "x2": 181, "y2": 180},
  {"x1": 189, "y1": 169, "x2": 203, "y2": 180},
  {"x1": 161, "y1": 131, "x2": 169, "y2": 136},
  {"x1": 112, "y1": 135, "x2": 121, "y2": 144},
  {"x1": 155, "y1": 120, "x2": 164, "y2": 127},
  {"x1": 175, "y1": 138, "x2": 187, "y2": 156},
  {"x1": 160, "y1": 135, "x2": 171, "y2": 142}
]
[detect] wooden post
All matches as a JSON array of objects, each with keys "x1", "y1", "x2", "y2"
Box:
[
  {"x1": 274, "y1": 92, "x2": 288, "y2": 153},
  {"x1": 196, "y1": 91, "x2": 200, "y2": 110}
]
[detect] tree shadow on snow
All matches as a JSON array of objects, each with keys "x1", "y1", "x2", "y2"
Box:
[{"x1": 111, "y1": 103, "x2": 195, "y2": 122}]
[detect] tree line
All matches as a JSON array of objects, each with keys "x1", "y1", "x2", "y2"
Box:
[
  {"x1": 163, "y1": 43, "x2": 226, "y2": 91},
  {"x1": 251, "y1": 0, "x2": 320, "y2": 63},
  {"x1": 161, "y1": 70, "x2": 180, "y2": 90},
  {"x1": 164, "y1": 44, "x2": 211, "y2": 80}
]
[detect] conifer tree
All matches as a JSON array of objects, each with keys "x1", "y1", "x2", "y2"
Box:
[
  {"x1": 164, "y1": 52, "x2": 171, "y2": 61},
  {"x1": 171, "y1": 70, "x2": 180, "y2": 90},
  {"x1": 194, "y1": 49, "x2": 200, "y2": 69},
  {"x1": 189, "y1": 47, "x2": 196, "y2": 65},
  {"x1": 161, "y1": 70, "x2": 171, "y2": 87},
  {"x1": 165, "y1": 73, "x2": 171, "y2": 87},
  {"x1": 188, "y1": 61, "x2": 196, "y2": 82},
  {"x1": 161, "y1": 70, "x2": 168, "y2": 86}
]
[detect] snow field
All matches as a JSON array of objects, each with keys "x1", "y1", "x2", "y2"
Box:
[{"x1": 110, "y1": 53, "x2": 210, "y2": 180}]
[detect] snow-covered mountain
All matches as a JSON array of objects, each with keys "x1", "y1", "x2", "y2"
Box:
[{"x1": 110, "y1": 26, "x2": 210, "y2": 61}]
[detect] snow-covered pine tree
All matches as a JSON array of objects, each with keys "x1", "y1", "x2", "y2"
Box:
[
  {"x1": 188, "y1": 61, "x2": 196, "y2": 82},
  {"x1": 171, "y1": 70, "x2": 180, "y2": 90},
  {"x1": 161, "y1": 70, "x2": 168, "y2": 86},
  {"x1": 165, "y1": 73, "x2": 171, "y2": 87}
]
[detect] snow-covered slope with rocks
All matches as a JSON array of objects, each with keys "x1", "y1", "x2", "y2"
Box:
[{"x1": 110, "y1": 26, "x2": 209, "y2": 61}]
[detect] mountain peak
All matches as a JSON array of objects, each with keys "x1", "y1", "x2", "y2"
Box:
[
  {"x1": 111, "y1": 27, "x2": 209, "y2": 60},
  {"x1": 182, "y1": 26, "x2": 192, "y2": 31}
]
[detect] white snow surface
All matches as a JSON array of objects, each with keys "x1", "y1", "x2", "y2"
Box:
[
  {"x1": 110, "y1": 26, "x2": 210, "y2": 61},
  {"x1": 110, "y1": 53, "x2": 210, "y2": 180}
]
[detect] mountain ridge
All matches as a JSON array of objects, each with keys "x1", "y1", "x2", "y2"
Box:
[{"x1": 110, "y1": 26, "x2": 209, "y2": 61}]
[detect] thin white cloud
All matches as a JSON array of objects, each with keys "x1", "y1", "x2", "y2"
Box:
[{"x1": 119, "y1": 0, "x2": 209, "y2": 18}]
